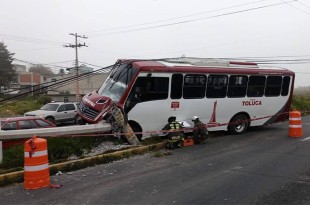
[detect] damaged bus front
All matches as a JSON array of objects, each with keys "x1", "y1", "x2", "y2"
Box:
[{"x1": 77, "y1": 60, "x2": 138, "y2": 124}]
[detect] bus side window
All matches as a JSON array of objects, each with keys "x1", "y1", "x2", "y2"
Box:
[
  {"x1": 281, "y1": 76, "x2": 290, "y2": 96},
  {"x1": 183, "y1": 74, "x2": 206, "y2": 99},
  {"x1": 265, "y1": 76, "x2": 282, "y2": 97},
  {"x1": 247, "y1": 76, "x2": 266, "y2": 97},
  {"x1": 206, "y1": 75, "x2": 228, "y2": 98},
  {"x1": 227, "y1": 75, "x2": 248, "y2": 98}
]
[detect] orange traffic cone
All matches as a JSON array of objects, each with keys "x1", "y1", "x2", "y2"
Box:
[
  {"x1": 289, "y1": 109, "x2": 303, "y2": 138},
  {"x1": 24, "y1": 135, "x2": 50, "y2": 190}
]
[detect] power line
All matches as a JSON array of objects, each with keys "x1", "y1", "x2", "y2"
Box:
[
  {"x1": 280, "y1": 0, "x2": 310, "y2": 15},
  {"x1": 89, "y1": 0, "x2": 297, "y2": 37},
  {"x1": 0, "y1": 33, "x2": 66, "y2": 45},
  {"x1": 0, "y1": 64, "x2": 112, "y2": 105},
  {"x1": 85, "y1": 0, "x2": 268, "y2": 35},
  {"x1": 296, "y1": 0, "x2": 310, "y2": 9}
]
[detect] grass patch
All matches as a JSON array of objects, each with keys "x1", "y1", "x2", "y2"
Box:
[
  {"x1": 0, "y1": 96, "x2": 49, "y2": 117},
  {"x1": 292, "y1": 95, "x2": 310, "y2": 114},
  {"x1": 0, "y1": 136, "x2": 114, "y2": 173}
]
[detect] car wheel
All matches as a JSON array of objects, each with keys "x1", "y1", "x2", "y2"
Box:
[
  {"x1": 45, "y1": 117, "x2": 56, "y2": 125},
  {"x1": 229, "y1": 114, "x2": 249, "y2": 134}
]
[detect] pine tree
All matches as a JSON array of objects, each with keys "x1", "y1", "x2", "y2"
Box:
[{"x1": 0, "y1": 42, "x2": 15, "y2": 93}]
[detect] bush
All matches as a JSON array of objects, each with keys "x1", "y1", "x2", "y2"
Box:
[
  {"x1": 292, "y1": 95, "x2": 310, "y2": 113},
  {"x1": 0, "y1": 136, "x2": 109, "y2": 171},
  {"x1": 0, "y1": 145, "x2": 24, "y2": 171},
  {"x1": 0, "y1": 97, "x2": 42, "y2": 117},
  {"x1": 37, "y1": 95, "x2": 52, "y2": 105}
]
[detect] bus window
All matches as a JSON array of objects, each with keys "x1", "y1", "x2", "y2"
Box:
[
  {"x1": 132, "y1": 77, "x2": 169, "y2": 103},
  {"x1": 227, "y1": 75, "x2": 248, "y2": 98},
  {"x1": 206, "y1": 75, "x2": 228, "y2": 98},
  {"x1": 247, "y1": 76, "x2": 266, "y2": 97},
  {"x1": 265, "y1": 76, "x2": 282, "y2": 97},
  {"x1": 183, "y1": 74, "x2": 206, "y2": 99},
  {"x1": 171, "y1": 74, "x2": 183, "y2": 99},
  {"x1": 281, "y1": 76, "x2": 291, "y2": 96}
]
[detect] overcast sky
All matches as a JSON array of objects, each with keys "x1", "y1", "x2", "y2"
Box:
[{"x1": 0, "y1": 0, "x2": 309, "y2": 87}]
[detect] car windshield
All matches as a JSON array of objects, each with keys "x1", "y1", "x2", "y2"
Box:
[
  {"x1": 98, "y1": 63, "x2": 137, "y2": 101},
  {"x1": 40, "y1": 103, "x2": 59, "y2": 111}
]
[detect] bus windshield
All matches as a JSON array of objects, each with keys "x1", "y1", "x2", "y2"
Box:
[{"x1": 98, "y1": 63, "x2": 137, "y2": 101}]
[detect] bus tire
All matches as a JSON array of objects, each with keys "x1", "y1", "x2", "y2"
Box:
[
  {"x1": 128, "y1": 121, "x2": 142, "y2": 141},
  {"x1": 229, "y1": 114, "x2": 249, "y2": 134}
]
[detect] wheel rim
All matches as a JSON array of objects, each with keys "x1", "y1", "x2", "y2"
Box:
[{"x1": 234, "y1": 120, "x2": 246, "y2": 132}]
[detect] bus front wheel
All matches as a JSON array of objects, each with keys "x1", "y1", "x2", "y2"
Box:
[
  {"x1": 229, "y1": 114, "x2": 249, "y2": 134},
  {"x1": 128, "y1": 122, "x2": 142, "y2": 141}
]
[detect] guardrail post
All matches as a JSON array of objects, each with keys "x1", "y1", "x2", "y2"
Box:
[
  {"x1": 0, "y1": 121, "x2": 2, "y2": 163},
  {"x1": 0, "y1": 141, "x2": 2, "y2": 164}
]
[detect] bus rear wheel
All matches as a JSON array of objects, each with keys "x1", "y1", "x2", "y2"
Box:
[{"x1": 229, "y1": 114, "x2": 249, "y2": 134}]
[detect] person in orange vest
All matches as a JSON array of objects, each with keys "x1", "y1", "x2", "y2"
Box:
[
  {"x1": 162, "y1": 116, "x2": 184, "y2": 149},
  {"x1": 192, "y1": 116, "x2": 208, "y2": 144}
]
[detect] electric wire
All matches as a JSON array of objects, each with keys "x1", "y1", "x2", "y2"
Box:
[
  {"x1": 296, "y1": 0, "x2": 310, "y2": 9},
  {"x1": 89, "y1": 0, "x2": 297, "y2": 37},
  {"x1": 0, "y1": 33, "x2": 66, "y2": 46},
  {"x1": 85, "y1": 0, "x2": 268, "y2": 35},
  {"x1": 0, "y1": 65, "x2": 113, "y2": 105},
  {"x1": 280, "y1": 0, "x2": 310, "y2": 15}
]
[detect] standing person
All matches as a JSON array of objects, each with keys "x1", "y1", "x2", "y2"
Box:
[
  {"x1": 192, "y1": 116, "x2": 208, "y2": 144},
  {"x1": 162, "y1": 116, "x2": 184, "y2": 149}
]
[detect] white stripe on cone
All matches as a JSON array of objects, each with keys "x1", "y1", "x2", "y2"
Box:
[
  {"x1": 289, "y1": 125, "x2": 302, "y2": 128},
  {"x1": 24, "y1": 163, "x2": 49, "y2": 172},
  {"x1": 289, "y1": 118, "x2": 301, "y2": 121},
  {"x1": 24, "y1": 150, "x2": 48, "y2": 158}
]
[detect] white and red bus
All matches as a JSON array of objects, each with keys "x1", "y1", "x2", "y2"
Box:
[{"x1": 78, "y1": 58, "x2": 295, "y2": 140}]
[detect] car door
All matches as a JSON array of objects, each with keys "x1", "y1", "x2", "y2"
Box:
[
  {"x1": 64, "y1": 103, "x2": 77, "y2": 121},
  {"x1": 56, "y1": 104, "x2": 68, "y2": 122}
]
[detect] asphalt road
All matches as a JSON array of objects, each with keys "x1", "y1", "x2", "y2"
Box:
[{"x1": 1, "y1": 116, "x2": 310, "y2": 205}]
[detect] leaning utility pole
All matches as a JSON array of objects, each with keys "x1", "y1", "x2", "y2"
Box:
[{"x1": 64, "y1": 33, "x2": 87, "y2": 101}]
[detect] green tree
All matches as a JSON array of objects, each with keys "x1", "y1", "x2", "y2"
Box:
[
  {"x1": 29, "y1": 64, "x2": 55, "y2": 76},
  {"x1": 0, "y1": 42, "x2": 15, "y2": 93}
]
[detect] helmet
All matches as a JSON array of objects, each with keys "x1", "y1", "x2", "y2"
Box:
[
  {"x1": 168, "y1": 116, "x2": 176, "y2": 123},
  {"x1": 192, "y1": 116, "x2": 199, "y2": 121}
]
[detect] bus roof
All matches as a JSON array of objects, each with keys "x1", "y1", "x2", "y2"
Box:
[{"x1": 128, "y1": 58, "x2": 294, "y2": 76}]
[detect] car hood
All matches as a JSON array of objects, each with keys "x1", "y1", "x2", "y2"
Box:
[{"x1": 25, "y1": 110, "x2": 55, "y2": 116}]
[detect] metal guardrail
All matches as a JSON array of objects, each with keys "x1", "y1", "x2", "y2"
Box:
[
  {"x1": 0, "y1": 123, "x2": 111, "y2": 163},
  {"x1": 0, "y1": 123, "x2": 111, "y2": 140}
]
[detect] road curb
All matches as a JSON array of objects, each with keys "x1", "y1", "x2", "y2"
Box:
[{"x1": 0, "y1": 142, "x2": 166, "y2": 187}]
